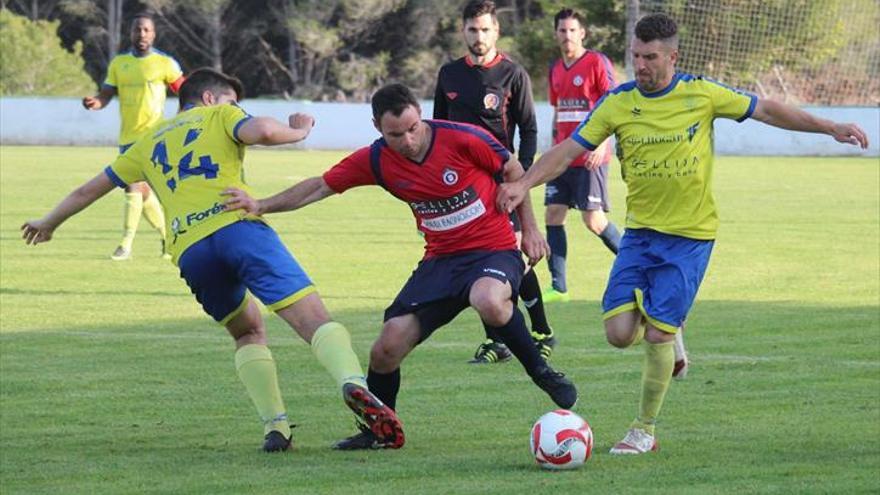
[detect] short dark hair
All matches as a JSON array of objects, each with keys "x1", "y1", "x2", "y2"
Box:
[
  {"x1": 463, "y1": 0, "x2": 496, "y2": 22},
  {"x1": 179, "y1": 68, "x2": 244, "y2": 107},
  {"x1": 634, "y1": 13, "x2": 678, "y2": 45},
  {"x1": 129, "y1": 12, "x2": 155, "y2": 28},
  {"x1": 554, "y1": 8, "x2": 585, "y2": 30},
  {"x1": 371, "y1": 83, "x2": 420, "y2": 122}
]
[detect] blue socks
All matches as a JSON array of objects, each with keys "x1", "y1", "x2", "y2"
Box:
[
  {"x1": 546, "y1": 225, "x2": 568, "y2": 292},
  {"x1": 599, "y1": 223, "x2": 621, "y2": 254}
]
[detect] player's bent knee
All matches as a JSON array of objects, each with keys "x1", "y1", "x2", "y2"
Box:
[
  {"x1": 605, "y1": 331, "x2": 632, "y2": 349},
  {"x1": 470, "y1": 294, "x2": 511, "y2": 327},
  {"x1": 226, "y1": 301, "x2": 267, "y2": 346},
  {"x1": 274, "y1": 292, "x2": 330, "y2": 339},
  {"x1": 583, "y1": 210, "x2": 607, "y2": 234},
  {"x1": 604, "y1": 312, "x2": 641, "y2": 348},
  {"x1": 371, "y1": 317, "x2": 418, "y2": 370},
  {"x1": 545, "y1": 205, "x2": 568, "y2": 225}
]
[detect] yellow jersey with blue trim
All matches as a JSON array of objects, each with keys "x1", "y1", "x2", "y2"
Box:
[
  {"x1": 104, "y1": 103, "x2": 259, "y2": 263},
  {"x1": 103, "y1": 49, "x2": 184, "y2": 145},
  {"x1": 573, "y1": 73, "x2": 757, "y2": 240}
]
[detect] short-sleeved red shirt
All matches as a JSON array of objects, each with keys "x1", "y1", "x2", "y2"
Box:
[{"x1": 323, "y1": 120, "x2": 517, "y2": 258}]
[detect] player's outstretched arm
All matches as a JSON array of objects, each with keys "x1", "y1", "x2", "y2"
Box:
[
  {"x1": 497, "y1": 137, "x2": 585, "y2": 214},
  {"x1": 236, "y1": 113, "x2": 315, "y2": 146},
  {"x1": 223, "y1": 177, "x2": 335, "y2": 216},
  {"x1": 21, "y1": 172, "x2": 116, "y2": 245},
  {"x1": 501, "y1": 157, "x2": 549, "y2": 265},
  {"x1": 82, "y1": 86, "x2": 116, "y2": 111},
  {"x1": 751, "y1": 99, "x2": 869, "y2": 149}
]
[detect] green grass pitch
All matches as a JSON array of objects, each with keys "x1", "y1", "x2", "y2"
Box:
[{"x1": 1, "y1": 146, "x2": 878, "y2": 494}]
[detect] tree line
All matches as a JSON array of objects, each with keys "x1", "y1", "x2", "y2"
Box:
[
  {"x1": 0, "y1": 0, "x2": 626, "y2": 100},
  {"x1": 2, "y1": 0, "x2": 874, "y2": 105}
]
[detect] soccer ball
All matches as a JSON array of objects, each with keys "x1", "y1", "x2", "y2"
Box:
[{"x1": 530, "y1": 409, "x2": 593, "y2": 470}]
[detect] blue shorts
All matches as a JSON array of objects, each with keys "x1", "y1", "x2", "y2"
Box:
[
  {"x1": 544, "y1": 165, "x2": 610, "y2": 211},
  {"x1": 178, "y1": 221, "x2": 315, "y2": 324},
  {"x1": 602, "y1": 229, "x2": 714, "y2": 333},
  {"x1": 384, "y1": 250, "x2": 525, "y2": 341}
]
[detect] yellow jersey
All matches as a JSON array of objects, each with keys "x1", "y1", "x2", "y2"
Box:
[
  {"x1": 103, "y1": 49, "x2": 184, "y2": 145},
  {"x1": 105, "y1": 103, "x2": 259, "y2": 263},
  {"x1": 574, "y1": 73, "x2": 756, "y2": 239}
]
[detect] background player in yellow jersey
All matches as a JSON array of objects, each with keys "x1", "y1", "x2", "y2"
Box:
[
  {"x1": 82, "y1": 13, "x2": 184, "y2": 261},
  {"x1": 498, "y1": 13, "x2": 869, "y2": 455},
  {"x1": 23, "y1": 68, "x2": 404, "y2": 453}
]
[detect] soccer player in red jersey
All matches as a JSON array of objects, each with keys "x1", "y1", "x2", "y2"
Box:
[
  {"x1": 223, "y1": 83, "x2": 579, "y2": 449},
  {"x1": 544, "y1": 8, "x2": 622, "y2": 302}
]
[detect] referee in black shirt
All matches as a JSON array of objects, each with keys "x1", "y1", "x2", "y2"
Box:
[{"x1": 434, "y1": 0, "x2": 556, "y2": 364}]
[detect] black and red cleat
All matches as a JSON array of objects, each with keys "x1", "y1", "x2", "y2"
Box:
[{"x1": 340, "y1": 383, "x2": 405, "y2": 449}]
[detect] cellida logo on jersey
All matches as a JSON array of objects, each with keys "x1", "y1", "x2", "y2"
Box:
[
  {"x1": 411, "y1": 186, "x2": 486, "y2": 232},
  {"x1": 573, "y1": 75, "x2": 584, "y2": 87},
  {"x1": 442, "y1": 167, "x2": 459, "y2": 185}
]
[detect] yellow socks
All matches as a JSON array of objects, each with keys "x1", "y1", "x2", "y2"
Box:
[
  {"x1": 631, "y1": 321, "x2": 646, "y2": 346},
  {"x1": 141, "y1": 192, "x2": 166, "y2": 237},
  {"x1": 235, "y1": 344, "x2": 290, "y2": 437},
  {"x1": 310, "y1": 322, "x2": 366, "y2": 388},
  {"x1": 120, "y1": 192, "x2": 143, "y2": 251},
  {"x1": 634, "y1": 340, "x2": 675, "y2": 435}
]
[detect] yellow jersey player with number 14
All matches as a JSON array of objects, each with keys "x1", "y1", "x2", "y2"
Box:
[{"x1": 26, "y1": 68, "x2": 404, "y2": 454}]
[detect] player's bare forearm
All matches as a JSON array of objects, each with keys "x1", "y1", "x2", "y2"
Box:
[
  {"x1": 752, "y1": 99, "x2": 869, "y2": 148},
  {"x1": 237, "y1": 114, "x2": 314, "y2": 146},
  {"x1": 522, "y1": 138, "x2": 583, "y2": 188},
  {"x1": 21, "y1": 172, "x2": 115, "y2": 244},
  {"x1": 587, "y1": 139, "x2": 610, "y2": 168},
  {"x1": 515, "y1": 195, "x2": 549, "y2": 264},
  {"x1": 259, "y1": 177, "x2": 335, "y2": 214}
]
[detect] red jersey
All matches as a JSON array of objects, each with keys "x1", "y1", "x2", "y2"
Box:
[
  {"x1": 323, "y1": 120, "x2": 517, "y2": 259},
  {"x1": 548, "y1": 50, "x2": 616, "y2": 167}
]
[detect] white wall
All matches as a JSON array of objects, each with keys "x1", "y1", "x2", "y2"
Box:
[{"x1": 1, "y1": 97, "x2": 877, "y2": 156}]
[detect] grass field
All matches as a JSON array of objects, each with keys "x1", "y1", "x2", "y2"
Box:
[{"x1": 1, "y1": 146, "x2": 878, "y2": 494}]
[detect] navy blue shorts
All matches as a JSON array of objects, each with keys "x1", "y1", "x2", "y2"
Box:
[
  {"x1": 602, "y1": 228, "x2": 714, "y2": 333},
  {"x1": 384, "y1": 250, "x2": 525, "y2": 341},
  {"x1": 178, "y1": 221, "x2": 315, "y2": 324},
  {"x1": 544, "y1": 165, "x2": 611, "y2": 211}
]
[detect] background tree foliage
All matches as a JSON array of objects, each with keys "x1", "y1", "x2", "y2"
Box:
[
  {"x1": 0, "y1": 9, "x2": 94, "y2": 96},
  {"x1": 0, "y1": 0, "x2": 875, "y2": 104}
]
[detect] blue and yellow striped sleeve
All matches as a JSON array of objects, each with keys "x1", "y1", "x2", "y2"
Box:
[
  {"x1": 705, "y1": 78, "x2": 757, "y2": 122},
  {"x1": 572, "y1": 94, "x2": 614, "y2": 151},
  {"x1": 219, "y1": 104, "x2": 253, "y2": 143},
  {"x1": 104, "y1": 141, "x2": 146, "y2": 187}
]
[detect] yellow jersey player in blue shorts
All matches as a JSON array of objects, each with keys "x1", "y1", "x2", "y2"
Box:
[
  {"x1": 23, "y1": 68, "x2": 404, "y2": 453},
  {"x1": 82, "y1": 13, "x2": 184, "y2": 261},
  {"x1": 498, "y1": 13, "x2": 869, "y2": 455}
]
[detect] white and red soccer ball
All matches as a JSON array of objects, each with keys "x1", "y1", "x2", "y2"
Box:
[{"x1": 530, "y1": 409, "x2": 593, "y2": 470}]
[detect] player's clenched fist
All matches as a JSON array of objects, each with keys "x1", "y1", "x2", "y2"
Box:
[{"x1": 289, "y1": 113, "x2": 315, "y2": 131}]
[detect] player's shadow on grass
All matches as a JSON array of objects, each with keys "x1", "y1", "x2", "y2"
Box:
[
  {"x1": 1, "y1": 300, "x2": 876, "y2": 471},
  {"x1": 0, "y1": 287, "x2": 187, "y2": 298}
]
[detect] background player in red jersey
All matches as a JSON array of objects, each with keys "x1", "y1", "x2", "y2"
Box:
[
  {"x1": 434, "y1": 0, "x2": 556, "y2": 365},
  {"x1": 544, "y1": 8, "x2": 622, "y2": 305},
  {"x1": 223, "y1": 83, "x2": 578, "y2": 449}
]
